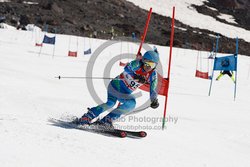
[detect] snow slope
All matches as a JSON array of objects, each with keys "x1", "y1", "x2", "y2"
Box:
[
  {"x1": 1, "y1": 27, "x2": 250, "y2": 167},
  {"x1": 126, "y1": 0, "x2": 250, "y2": 42}
]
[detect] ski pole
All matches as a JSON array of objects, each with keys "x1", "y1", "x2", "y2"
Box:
[{"x1": 55, "y1": 76, "x2": 122, "y2": 80}]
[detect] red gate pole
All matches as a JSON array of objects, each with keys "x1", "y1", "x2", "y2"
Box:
[
  {"x1": 117, "y1": 8, "x2": 152, "y2": 107},
  {"x1": 136, "y1": 7, "x2": 152, "y2": 59},
  {"x1": 162, "y1": 6, "x2": 175, "y2": 130}
]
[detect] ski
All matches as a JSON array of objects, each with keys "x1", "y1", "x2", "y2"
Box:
[
  {"x1": 113, "y1": 129, "x2": 147, "y2": 138},
  {"x1": 49, "y1": 118, "x2": 147, "y2": 138},
  {"x1": 92, "y1": 126, "x2": 147, "y2": 138},
  {"x1": 88, "y1": 121, "x2": 147, "y2": 138},
  {"x1": 125, "y1": 130, "x2": 147, "y2": 138},
  {"x1": 48, "y1": 118, "x2": 127, "y2": 138},
  {"x1": 99, "y1": 128, "x2": 127, "y2": 138}
]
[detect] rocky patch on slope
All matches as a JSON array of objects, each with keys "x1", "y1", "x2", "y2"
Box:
[{"x1": 0, "y1": 0, "x2": 249, "y2": 55}]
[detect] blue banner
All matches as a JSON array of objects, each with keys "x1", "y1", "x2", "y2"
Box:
[
  {"x1": 213, "y1": 54, "x2": 237, "y2": 71},
  {"x1": 42, "y1": 35, "x2": 56, "y2": 45},
  {"x1": 84, "y1": 48, "x2": 91, "y2": 55}
]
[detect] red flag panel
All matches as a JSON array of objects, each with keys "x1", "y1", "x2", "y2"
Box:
[
  {"x1": 68, "y1": 51, "x2": 77, "y2": 57},
  {"x1": 139, "y1": 73, "x2": 169, "y2": 96},
  {"x1": 195, "y1": 70, "x2": 209, "y2": 79}
]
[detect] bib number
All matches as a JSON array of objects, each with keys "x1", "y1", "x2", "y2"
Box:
[{"x1": 124, "y1": 72, "x2": 140, "y2": 89}]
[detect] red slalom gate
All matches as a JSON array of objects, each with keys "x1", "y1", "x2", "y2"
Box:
[{"x1": 162, "y1": 6, "x2": 175, "y2": 130}]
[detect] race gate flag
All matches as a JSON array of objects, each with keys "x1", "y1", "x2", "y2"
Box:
[
  {"x1": 208, "y1": 36, "x2": 238, "y2": 100},
  {"x1": 84, "y1": 48, "x2": 91, "y2": 55},
  {"x1": 213, "y1": 55, "x2": 237, "y2": 71},
  {"x1": 43, "y1": 35, "x2": 56, "y2": 45},
  {"x1": 39, "y1": 34, "x2": 56, "y2": 57}
]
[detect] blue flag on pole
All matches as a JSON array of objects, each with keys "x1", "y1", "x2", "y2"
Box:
[
  {"x1": 213, "y1": 54, "x2": 237, "y2": 71},
  {"x1": 43, "y1": 35, "x2": 56, "y2": 45},
  {"x1": 84, "y1": 48, "x2": 91, "y2": 55}
]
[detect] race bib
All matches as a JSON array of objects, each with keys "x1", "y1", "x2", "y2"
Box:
[{"x1": 123, "y1": 72, "x2": 141, "y2": 90}]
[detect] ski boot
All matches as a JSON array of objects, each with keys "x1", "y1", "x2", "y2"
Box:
[
  {"x1": 95, "y1": 116, "x2": 114, "y2": 130},
  {"x1": 77, "y1": 109, "x2": 96, "y2": 125}
]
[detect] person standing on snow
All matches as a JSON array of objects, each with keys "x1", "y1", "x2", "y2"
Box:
[
  {"x1": 77, "y1": 49, "x2": 160, "y2": 127},
  {"x1": 216, "y1": 70, "x2": 235, "y2": 83}
]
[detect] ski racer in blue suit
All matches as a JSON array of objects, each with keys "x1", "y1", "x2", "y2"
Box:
[{"x1": 78, "y1": 50, "x2": 160, "y2": 127}]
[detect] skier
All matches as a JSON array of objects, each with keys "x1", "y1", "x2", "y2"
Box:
[
  {"x1": 77, "y1": 49, "x2": 160, "y2": 128},
  {"x1": 216, "y1": 70, "x2": 235, "y2": 82}
]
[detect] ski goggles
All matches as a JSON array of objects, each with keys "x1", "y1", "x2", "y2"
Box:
[{"x1": 143, "y1": 60, "x2": 157, "y2": 69}]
